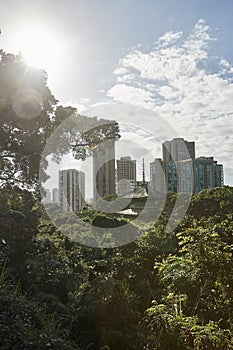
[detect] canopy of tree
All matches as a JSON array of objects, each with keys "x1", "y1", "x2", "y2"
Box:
[
  {"x1": 0, "y1": 184, "x2": 232, "y2": 349},
  {"x1": 0, "y1": 50, "x2": 120, "y2": 192}
]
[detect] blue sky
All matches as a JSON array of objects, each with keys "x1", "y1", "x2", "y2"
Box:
[
  {"x1": 1, "y1": 0, "x2": 233, "y2": 103},
  {"x1": 0, "y1": 0, "x2": 233, "y2": 190}
]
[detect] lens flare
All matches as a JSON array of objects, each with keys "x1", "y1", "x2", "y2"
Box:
[{"x1": 13, "y1": 87, "x2": 43, "y2": 120}]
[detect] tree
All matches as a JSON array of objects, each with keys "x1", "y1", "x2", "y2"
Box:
[
  {"x1": 140, "y1": 187, "x2": 233, "y2": 349},
  {"x1": 0, "y1": 49, "x2": 120, "y2": 192},
  {"x1": 0, "y1": 50, "x2": 57, "y2": 189}
]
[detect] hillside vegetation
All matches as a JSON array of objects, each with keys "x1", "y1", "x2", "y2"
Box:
[{"x1": 0, "y1": 186, "x2": 232, "y2": 349}]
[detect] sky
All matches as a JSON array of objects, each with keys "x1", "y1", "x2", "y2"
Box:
[{"x1": 0, "y1": 0, "x2": 233, "y2": 194}]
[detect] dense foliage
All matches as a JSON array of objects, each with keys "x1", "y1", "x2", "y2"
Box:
[{"x1": 0, "y1": 186, "x2": 232, "y2": 349}]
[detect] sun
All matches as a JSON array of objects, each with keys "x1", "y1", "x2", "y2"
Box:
[{"x1": 13, "y1": 23, "x2": 65, "y2": 74}]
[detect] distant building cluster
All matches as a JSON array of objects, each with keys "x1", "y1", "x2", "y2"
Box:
[
  {"x1": 150, "y1": 138, "x2": 223, "y2": 193},
  {"x1": 43, "y1": 169, "x2": 85, "y2": 212},
  {"x1": 43, "y1": 137, "x2": 224, "y2": 212}
]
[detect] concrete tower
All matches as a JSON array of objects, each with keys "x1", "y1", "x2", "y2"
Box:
[
  {"x1": 93, "y1": 140, "x2": 116, "y2": 202},
  {"x1": 59, "y1": 169, "x2": 85, "y2": 212}
]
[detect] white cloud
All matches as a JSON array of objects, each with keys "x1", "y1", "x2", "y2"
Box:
[
  {"x1": 113, "y1": 67, "x2": 129, "y2": 75},
  {"x1": 107, "y1": 84, "x2": 154, "y2": 108},
  {"x1": 79, "y1": 97, "x2": 91, "y2": 104},
  {"x1": 106, "y1": 19, "x2": 233, "y2": 182},
  {"x1": 116, "y1": 74, "x2": 136, "y2": 83},
  {"x1": 156, "y1": 30, "x2": 183, "y2": 47},
  {"x1": 63, "y1": 100, "x2": 87, "y2": 113}
]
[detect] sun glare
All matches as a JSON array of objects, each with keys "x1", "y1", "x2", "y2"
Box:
[{"x1": 13, "y1": 24, "x2": 65, "y2": 74}]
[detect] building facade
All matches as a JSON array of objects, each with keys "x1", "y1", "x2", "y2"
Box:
[
  {"x1": 194, "y1": 157, "x2": 224, "y2": 193},
  {"x1": 93, "y1": 140, "x2": 116, "y2": 202},
  {"x1": 52, "y1": 188, "x2": 59, "y2": 203},
  {"x1": 151, "y1": 139, "x2": 223, "y2": 194},
  {"x1": 178, "y1": 159, "x2": 194, "y2": 193},
  {"x1": 116, "y1": 156, "x2": 136, "y2": 195},
  {"x1": 59, "y1": 169, "x2": 85, "y2": 212},
  {"x1": 214, "y1": 162, "x2": 224, "y2": 187},
  {"x1": 150, "y1": 158, "x2": 165, "y2": 193},
  {"x1": 162, "y1": 138, "x2": 195, "y2": 162}
]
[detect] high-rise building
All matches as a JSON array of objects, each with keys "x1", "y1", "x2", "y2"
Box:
[
  {"x1": 116, "y1": 156, "x2": 136, "y2": 195},
  {"x1": 59, "y1": 169, "x2": 85, "y2": 212},
  {"x1": 164, "y1": 161, "x2": 178, "y2": 192},
  {"x1": 93, "y1": 140, "x2": 116, "y2": 202},
  {"x1": 194, "y1": 157, "x2": 224, "y2": 193},
  {"x1": 150, "y1": 159, "x2": 193, "y2": 193},
  {"x1": 151, "y1": 138, "x2": 223, "y2": 194},
  {"x1": 150, "y1": 158, "x2": 165, "y2": 193},
  {"x1": 52, "y1": 188, "x2": 59, "y2": 203},
  {"x1": 162, "y1": 138, "x2": 195, "y2": 162},
  {"x1": 214, "y1": 162, "x2": 224, "y2": 187},
  {"x1": 178, "y1": 159, "x2": 194, "y2": 193}
]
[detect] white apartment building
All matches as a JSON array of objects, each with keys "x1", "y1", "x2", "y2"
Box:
[{"x1": 59, "y1": 169, "x2": 85, "y2": 212}]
